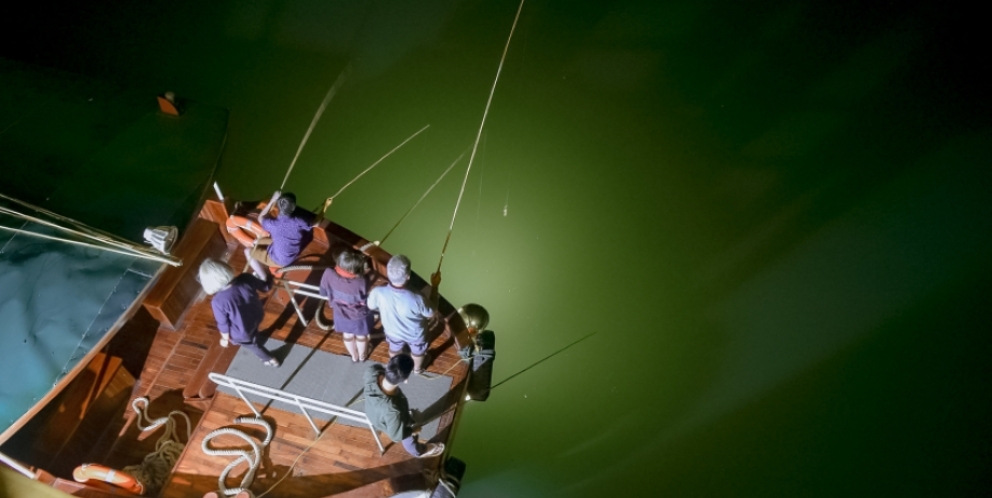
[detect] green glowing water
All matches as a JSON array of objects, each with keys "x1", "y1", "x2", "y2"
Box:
[{"x1": 2, "y1": 1, "x2": 989, "y2": 495}]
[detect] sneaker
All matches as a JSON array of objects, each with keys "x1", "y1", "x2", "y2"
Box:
[
  {"x1": 418, "y1": 443, "x2": 445, "y2": 458},
  {"x1": 264, "y1": 358, "x2": 281, "y2": 368}
]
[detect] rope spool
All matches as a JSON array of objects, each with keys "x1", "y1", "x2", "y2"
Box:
[
  {"x1": 201, "y1": 416, "x2": 274, "y2": 498},
  {"x1": 123, "y1": 397, "x2": 192, "y2": 493}
]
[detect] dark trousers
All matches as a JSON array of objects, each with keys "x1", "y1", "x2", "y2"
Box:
[
  {"x1": 236, "y1": 335, "x2": 275, "y2": 362},
  {"x1": 402, "y1": 435, "x2": 426, "y2": 457}
]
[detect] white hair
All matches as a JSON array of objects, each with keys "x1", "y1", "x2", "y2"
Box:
[
  {"x1": 199, "y1": 258, "x2": 235, "y2": 295},
  {"x1": 386, "y1": 254, "x2": 412, "y2": 286}
]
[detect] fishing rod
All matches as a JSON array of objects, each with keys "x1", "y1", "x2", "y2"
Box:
[
  {"x1": 308, "y1": 124, "x2": 432, "y2": 216},
  {"x1": 435, "y1": 0, "x2": 526, "y2": 275},
  {"x1": 376, "y1": 149, "x2": 466, "y2": 248},
  {"x1": 489, "y1": 331, "x2": 597, "y2": 391},
  {"x1": 280, "y1": 63, "x2": 353, "y2": 190}
]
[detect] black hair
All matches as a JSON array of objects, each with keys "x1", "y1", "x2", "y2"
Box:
[
  {"x1": 277, "y1": 193, "x2": 297, "y2": 215},
  {"x1": 336, "y1": 248, "x2": 369, "y2": 275},
  {"x1": 384, "y1": 354, "x2": 414, "y2": 384}
]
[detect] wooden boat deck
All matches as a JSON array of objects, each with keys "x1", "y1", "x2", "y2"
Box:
[{"x1": 102, "y1": 217, "x2": 470, "y2": 498}]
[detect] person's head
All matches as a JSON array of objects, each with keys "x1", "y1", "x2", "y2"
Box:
[
  {"x1": 336, "y1": 248, "x2": 368, "y2": 275},
  {"x1": 384, "y1": 354, "x2": 414, "y2": 385},
  {"x1": 199, "y1": 258, "x2": 235, "y2": 295},
  {"x1": 386, "y1": 254, "x2": 412, "y2": 286},
  {"x1": 277, "y1": 192, "x2": 297, "y2": 216}
]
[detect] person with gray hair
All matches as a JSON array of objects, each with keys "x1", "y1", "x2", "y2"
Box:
[
  {"x1": 367, "y1": 255, "x2": 441, "y2": 374},
  {"x1": 199, "y1": 258, "x2": 280, "y2": 367}
]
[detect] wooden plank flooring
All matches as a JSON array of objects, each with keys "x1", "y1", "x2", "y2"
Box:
[{"x1": 105, "y1": 222, "x2": 469, "y2": 498}]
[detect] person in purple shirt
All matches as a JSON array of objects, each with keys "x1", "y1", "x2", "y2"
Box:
[
  {"x1": 247, "y1": 192, "x2": 319, "y2": 279},
  {"x1": 319, "y1": 248, "x2": 375, "y2": 362},
  {"x1": 199, "y1": 258, "x2": 281, "y2": 367}
]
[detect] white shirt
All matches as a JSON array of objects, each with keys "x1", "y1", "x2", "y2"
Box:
[{"x1": 367, "y1": 285, "x2": 434, "y2": 343}]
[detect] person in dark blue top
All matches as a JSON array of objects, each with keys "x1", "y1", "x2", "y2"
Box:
[
  {"x1": 199, "y1": 258, "x2": 280, "y2": 367},
  {"x1": 319, "y1": 248, "x2": 375, "y2": 362}
]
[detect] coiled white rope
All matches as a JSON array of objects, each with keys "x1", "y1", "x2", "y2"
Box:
[
  {"x1": 201, "y1": 416, "x2": 274, "y2": 498},
  {"x1": 122, "y1": 397, "x2": 192, "y2": 494},
  {"x1": 314, "y1": 300, "x2": 333, "y2": 331}
]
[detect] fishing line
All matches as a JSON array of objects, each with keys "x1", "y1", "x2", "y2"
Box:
[
  {"x1": 379, "y1": 149, "x2": 466, "y2": 247},
  {"x1": 474, "y1": 131, "x2": 487, "y2": 240},
  {"x1": 324, "y1": 124, "x2": 431, "y2": 205},
  {"x1": 489, "y1": 331, "x2": 597, "y2": 391},
  {"x1": 503, "y1": 162, "x2": 512, "y2": 217},
  {"x1": 436, "y1": 0, "x2": 526, "y2": 273},
  {"x1": 280, "y1": 63, "x2": 353, "y2": 190}
]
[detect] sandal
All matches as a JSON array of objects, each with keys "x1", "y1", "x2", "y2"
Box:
[{"x1": 418, "y1": 443, "x2": 445, "y2": 458}]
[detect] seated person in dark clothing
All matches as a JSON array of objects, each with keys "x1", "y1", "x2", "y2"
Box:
[
  {"x1": 199, "y1": 258, "x2": 280, "y2": 367},
  {"x1": 319, "y1": 248, "x2": 375, "y2": 362},
  {"x1": 247, "y1": 192, "x2": 319, "y2": 279},
  {"x1": 363, "y1": 355, "x2": 444, "y2": 458}
]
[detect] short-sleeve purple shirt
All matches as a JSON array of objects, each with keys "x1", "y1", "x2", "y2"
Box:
[
  {"x1": 210, "y1": 274, "x2": 272, "y2": 343},
  {"x1": 319, "y1": 268, "x2": 374, "y2": 335},
  {"x1": 260, "y1": 210, "x2": 314, "y2": 266}
]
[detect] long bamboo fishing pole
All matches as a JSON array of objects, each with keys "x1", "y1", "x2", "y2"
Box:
[
  {"x1": 306, "y1": 124, "x2": 431, "y2": 216},
  {"x1": 489, "y1": 331, "x2": 598, "y2": 391},
  {"x1": 326, "y1": 124, "x2": 430, "y2": 202},
  {"x1": 436, "y1": 0, "x2": 525, "y2": 274},
  {"x1": 377, "y1": 150, "x2": 466, "y2": 247},
  {"x1": 280, "y1": 63, "x2": 353, "y2": 190}
]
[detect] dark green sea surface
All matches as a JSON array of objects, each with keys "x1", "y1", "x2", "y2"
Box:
[{"x1": 1, "y1": 1, "x2": 989, "y2": 496}]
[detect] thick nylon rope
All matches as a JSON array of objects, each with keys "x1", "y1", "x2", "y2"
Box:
[
  {"x1": 314, "y1": 300, "x2": 332, "y2": 331},
  {"x1": 123, "y1": 397, "x2": 193, "y2": 493},
  {"x1": 0, "y1": 193, "x2": 142, "y2": 247},
  {"x1": 201, "y1": 416, "x2": 274, "y2": 498},
  {"x1": 327, "y1": 124, "x2": 431, "y2": 201},
  {"x1": 379, "y1": 150, "x2": 465, "y2": 246},
  {"x1": 0, "y1": 223, "x2": 180, "y2": 266},
  {"x1": 437, "y1": 0, "x2": 526, "y2": 273},
  {"x1": 280, "y1": 64, "x2": 352, "y2": 190},
  {"x1": 0, "y1": 200, "x2": 180, "y2": 265}
]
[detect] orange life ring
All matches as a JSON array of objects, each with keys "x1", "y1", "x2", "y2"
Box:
[
  {"x1": 73, "y1": 463, "x2": 145, "y2": 494},
  {"x1": 226, "y1": 215, "x2": 270, "y2": 248}
]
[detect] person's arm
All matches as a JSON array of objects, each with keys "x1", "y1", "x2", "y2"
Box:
[
  {"x1": 318, "y1": 270, "x2": 332, "y2": 299},
  {"x1": 211, "y1": 299, "x2": 232, "y2": 346},
  {"x1": 259, "y1": 190, "x2": 281, "y2": 218},
  {"x1": 250, "y1": 273, "x2": 273, "y2": 293},
  {"x1": 382, "y1": 405, "x2": 411, "y2": 442},
  {"x1": 367, "y1": 287, "x2": 380, "y2": 311}
]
